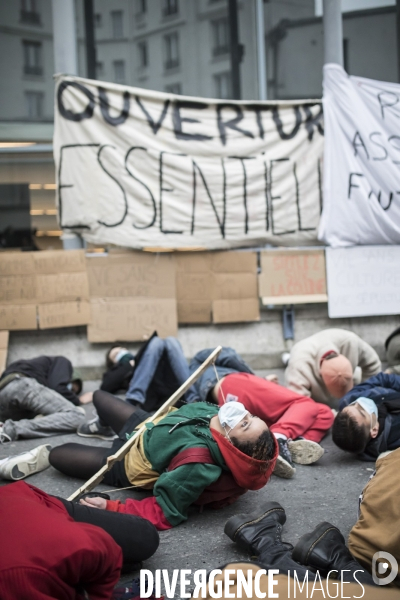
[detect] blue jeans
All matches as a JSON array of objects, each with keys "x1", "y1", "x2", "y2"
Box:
[
  {"x1": 126, "y1": 336, "x2": 198, "y2": 409},
  {"x1": 189, "y1": 347, "x2": 254, "y2": 403}
]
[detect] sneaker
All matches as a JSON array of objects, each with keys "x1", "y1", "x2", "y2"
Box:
[
  {"x1": 0, "y1": 444, "x2": 52, "y2": 480},
  {"x1": 77, "y1": 417, "x2": 117, "y2": 441},
  {"x1": 288, "y1": 439, "x2": 324, "y2": 465},
  {"x1": 112, "y1": 576, "x2": 163, "y2": 600},
  {"x1": 0, "y1": 422, "x2": 13, "y2": 444},
  {"x1": 273, "y1": 438, "x2": 296, "y2": 479}
]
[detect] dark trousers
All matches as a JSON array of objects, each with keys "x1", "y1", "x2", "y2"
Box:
[{"x1": 57, "y1": 497, "x2": 159, "y2": 568}]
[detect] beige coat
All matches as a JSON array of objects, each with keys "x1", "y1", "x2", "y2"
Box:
[{"x1": 285, "y1": 329, "x2": 381, "y2": 408}]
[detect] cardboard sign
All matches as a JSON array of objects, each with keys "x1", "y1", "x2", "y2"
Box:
[
  {"x1": 86, "y1": 251, "x2": 177, "y2": 342},
  {"x1": 175, "y1": 251, "x2": 260, "y2": 323},
  {"x1": 0, "y1": 249, "x2": 90, "y2": 330},
  {"x1": 0, "y1": 330, "x2": 9, "y2": 375},
  {"x1": 259, "y1": 249, "x2": 327, "y2": 304},
  {"x1": 326, "y1": 246, "x2": 400, "y2": 318}
]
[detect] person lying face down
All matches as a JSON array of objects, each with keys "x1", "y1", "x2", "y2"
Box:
[
  {"x1": 332, "y1": 371, "x2": 400, "y2": 459},
  {"x1": 49, "y1": 392, "x2": 278, "y2": 530}
]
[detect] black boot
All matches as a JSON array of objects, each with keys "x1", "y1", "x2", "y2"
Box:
[
  {"x1": 224, "y1": 502, "x2": 311, "y2": 579},
  {"x1": 224, "y1": 501, "x2": 286, "y2": 556},
  {"x1": 292, "y1": 522, "x2": 375, "y2": 585}
]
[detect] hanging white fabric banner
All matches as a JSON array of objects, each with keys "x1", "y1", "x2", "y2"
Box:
[
  {"x1": 319, "y1": 64, "x2": 400, "y2": 247},
  {"x1": 53, "y1": 75, "x2": 323, "y2": 250}
]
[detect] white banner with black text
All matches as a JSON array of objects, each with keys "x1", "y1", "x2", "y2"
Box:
[{"x1": 54, "y1": 75, "x2": 323, "y2": 249}]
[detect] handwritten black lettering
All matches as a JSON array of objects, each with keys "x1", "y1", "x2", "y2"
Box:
[
  {"x1": 97, "y1": 145, "x2": 128, "y2": 227},
  {"x1": 272, "y1": 106, "x2": 301, "y2": 140},
  {"x1": 57, "y1": 82, "x2": 95, "y2": 122},
  {"x1": 125, "y1": 147, "x2": 157, "y2": 229},
  {"x1": 348, "y1": 172, "x2": 364, "y2": 199},
  {"x1": 173, "y1": 100, "x2": 213, "y2": 141},
  {"x1": 98, "y1": 87, "x2": 130, "y2": 126},
  {"x1": 191, "y1": 159, "x2": 226, "y2": 237},
  {"x1": 352, "y1": 132, "x2": 369, "y2": 159},
  {"x1": 216, "y1": 104, "x2": 254, "y2": 146},
  {"x1": 270, "y1": 158, "x2": 296, "y2": 235},
  {"x1": 369, "y1": 132, "x2": 388, "y2": 161},
  {"x1": 159, "y1": 151, "x2": 186, "y2": 234},
  {"x1": 377, "y1": 91, "x2": 400, "y2": 120},
  {"x1": 135, "y1": 96, "x2": 170, "y2": 134}
]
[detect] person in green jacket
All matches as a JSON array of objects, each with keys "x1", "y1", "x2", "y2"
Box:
[{"x1": 49, "y1": 389, "x2": 278, "y2": 530}]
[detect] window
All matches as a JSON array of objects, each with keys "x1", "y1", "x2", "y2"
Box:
[
  {"x1": 136, "y1": 0, "x2": 147, "y2": 15},
  {"x1": 20, "y1": 0, "x2": 41, "y2": 25},
  {"x1": 94, "y1": 13, "x2": 102, "y2": 27},
  {"x1": 138, "y1": 41, "x2": 148, "y2": 68},
  {"x1": 162, "y1": 0, "x2": 178, "y2": 17},
  {"x1": 343, "y1": 38, "x2": 349, "y2": 73},
  {"x1": 212, "y1": 19, "x2": 229, "y2": 56},
  {"x1": 214, "y1": 72, "x2": 231, "y2": 99},
  {"x1": 113, "y1": 60, "x2": 126, "y2": 83},
  {"x1": 96, "y1": 62, "x2": 104, "y2": 77},
  {"x1": 165, "y1": 83, "x2": 181, "y2": 95},
  {"x1": 25, "y1": 91, "x2": 43, "y2": 118},
  {"x1": 111, "y1": 10, "x2": 123, "y2": 39},
  {"x1": 23, "y1": 40, "x2": 42, "y2": 75},
  {"x1": 164, "y1": 33, "x2": 179, "y2": 70}
]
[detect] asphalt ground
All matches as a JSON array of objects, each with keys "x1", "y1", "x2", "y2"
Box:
[{"x1": 0, "y1": 371, "x2": 376, "y2": 594}]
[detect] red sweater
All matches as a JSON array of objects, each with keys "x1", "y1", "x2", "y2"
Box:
[{"x1": 0, "y1": 482, "x2": 122, "y2": 600}]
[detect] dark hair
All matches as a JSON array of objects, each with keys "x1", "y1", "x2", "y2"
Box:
[
  {"x1": 231, "y1": 429, "x2": 276, "y2": 462},
  {"x1": 332, "y1": 410, "x2": 370, "y2": 453},
  {"x1": 105, "y1": 344, "x2": 124, "y2": 370},
  {"x1": 71, "y1": 378, "x2": 83, "y2": 394}
]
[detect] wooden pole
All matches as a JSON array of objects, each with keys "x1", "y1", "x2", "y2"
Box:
[{"x1": 68, "y1": 345, "x2": 222, "y2": 501}]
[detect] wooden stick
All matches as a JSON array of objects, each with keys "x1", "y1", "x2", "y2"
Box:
[{"x1": 67, "y1": 345, "x2": 222, "y2": 501}]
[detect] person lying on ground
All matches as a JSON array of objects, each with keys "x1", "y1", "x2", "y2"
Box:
[
  {"x1": 49, "y1": 389, "x2": 278, "y2": 530},
  {"x1": 190, "y1": 347, "x2": 334, "y2": 479},
  {"x1": 223, "y1": 447, "x2": 400, "y2": 593},
  {"x1": 0, "y1": 355, "x2": 86, "y2": 442},
  {"x1": 284, "y1": 329, "x2": 381, "y2": 409},
  {"x1": 0, "y1": 482, "x2": 117, "y2": 600},
  {"x1": 332, "y1": 372, "x2": 400, "y2": 459},
  {"x1": 98, "y1": 333, "x2": 197, "y2": 414},
  {"x1": 384, "y1": 325, "x2": 400, "y2": 375}
]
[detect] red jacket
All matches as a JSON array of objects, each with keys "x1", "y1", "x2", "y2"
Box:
[{"x1": 0, "y1": 482, "x2": 122, "y2": 600}]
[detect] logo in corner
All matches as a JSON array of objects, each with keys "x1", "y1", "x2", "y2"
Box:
[{"x1": 372, "y1": 551, "x2": 398, "y2": 586}]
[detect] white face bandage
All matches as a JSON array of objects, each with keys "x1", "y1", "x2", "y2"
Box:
[
  {"x1": 218, "y1": 401, "x2": 248, "y2": 432},
  {"x1": 115, "y1": 349, "x2": 129, "y2": 363}
]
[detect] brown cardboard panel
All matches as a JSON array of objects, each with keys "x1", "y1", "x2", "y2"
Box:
[
  {"x1": 174, "y1": 253, "x2": 212, "y2": 273},
  {"x1": 212, "y1": 273, "x2": 258, "y2": 300},
  {"x1": 0, "y1": 304, "x2": 37, "y2": 330},
  {"x1": 39, "y1": 301, "x2": 91, "y2": 329},
  {"x1": 88, "y1": 298, "x2": 178, "y2": 343},
  {"x1": 259, "y1": 249, "x2": 326, "y2": 300},
  {"x1": 87, "y1": 252, "x2": 176, "y2": 299},
  {"x1": 177, "y1": 301, "x2": 211, "y2": 324},
  {"x1": 0, "y1": 275, "x2": 37, "y2": 304},
  {"x1": 176, "y1": 272, "x2": 213, "y2": 303},
  {"x1": 0, "y1": 330, "x2": 9, "y2": 349},
  {"x1": 36, "y1": 272, "x2": 90, "y2": 303},
  {"x1": 0, "y1": 252, "x2": 35, "y2": 276},
  {"x1": 33, "y1": 249, "x2": 87, "y2": 274},
  {"x1": 212, "y1": 251, "x2": 258, "y2": 273},
  {"x1": 212, "y1": 298, "x2": 260, "y2": 323}
]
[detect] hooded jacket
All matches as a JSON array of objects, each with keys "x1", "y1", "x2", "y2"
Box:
[
  {"x1": 0, "y1": 482, "x2": 122, "y2": 600},
  {"x1": 106, "y1": 402, "x2": 277, "y2": 529},
  {"x1": 285, "y1": 329, "x2": 381, "y2": 408}
]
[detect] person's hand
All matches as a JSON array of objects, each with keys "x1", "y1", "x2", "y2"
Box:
[
  {"x1": 79, "y1": 391, "x2": 93, "y2": 404},
  {"x1": 79, "y1": 496, "x2": 107, "y2": 509},
  {"x1": 265, "y1": 374, "x2": 279, "y2": 384},
  {"x1": 129, "y1": 359, "x2": 135, "y2": 367}
]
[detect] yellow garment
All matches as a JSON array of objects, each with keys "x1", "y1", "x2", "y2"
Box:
[
  {"x1": 123, "y1": 407, "x2": 177, "y2": 489},
  {"x1": 198, "y1": 563, "x2": 400, "y2": 599},
  {"x1": 349, "y1": 448, "x2": 400, "y2": 587}
]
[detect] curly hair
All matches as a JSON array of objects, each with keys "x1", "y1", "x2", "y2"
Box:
[
  {"x1": 231, "y1": 429, "x2": 276, "y2": 463},
  {"x1": 332, "y1": 410, "x2": 370, "y2": 453}
]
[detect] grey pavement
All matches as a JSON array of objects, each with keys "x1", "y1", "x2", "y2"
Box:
[{"x1": 0, "y1": 372, "x2": 376, "y2": 592}]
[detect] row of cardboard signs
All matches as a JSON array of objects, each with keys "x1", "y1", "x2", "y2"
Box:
[{"x1": 0, "y1": 248, "x2": 327, "y2": 343}]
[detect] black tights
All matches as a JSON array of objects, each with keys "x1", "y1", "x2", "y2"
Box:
[
  {"x1": 57, "y1": 496, "x2": 159, "y2": 568},
  {"x1": 49, "y1": 390, "x2": 148, "y2": 480}
]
